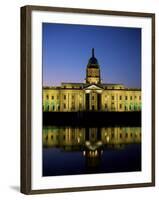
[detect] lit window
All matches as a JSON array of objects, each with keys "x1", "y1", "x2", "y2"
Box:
[
  {"x1": 79, "y1": 103, "x2": 82, "y2": 109},
  {"x1": 72, "y1": 103, "x2": 75, "y2": 110}
]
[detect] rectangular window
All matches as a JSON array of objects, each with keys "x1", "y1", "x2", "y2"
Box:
[
  {"x1": 130, "y1": 96, "x2": 132, "y2": 100},
  {"x1": 125, "y1": 96, "x2": 127, "y2": 100},
  {"x1": 120, "y1": 96, "x2": 122, "y2": 100},
  {"x1": 52, "y1": 96, "x2": 54, "y2": 100},
  {"x1": 46, "y1": 95, "x2": 49, "y2": 100},
  {"x1": 79, "y1": 103, "x2": 82, "y2": 109},
  {"x1": 139, "y1": 96, "x2": 141, "y2": 100},
  {"x1": 63, "y1": 103, "x2": 66, "y2": 109},
  {"x1": 120, "y1": 104, "x2": 122, "y2": 109},
  {"x1": 71, "y1": 102, "x2": 75, "y2": 109},
  {"x1": 63, "y1": 95, "x2": 66, "y2": 100},
  {"x1": 92, "y1": 96, "x2": 94, "y2": 100},
  {"x1": 112, "y1": 96, "x2": 114, "y2": 100},
  {"x1": 72, "y1": 95, "x2": 74, "y2": 100}
]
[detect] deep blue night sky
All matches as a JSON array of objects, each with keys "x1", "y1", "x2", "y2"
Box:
[{"x1": 42, "y1": 23, "x2": 141, "y2": 88}]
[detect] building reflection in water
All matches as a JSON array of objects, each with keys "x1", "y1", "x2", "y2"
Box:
[{"x1": 43, "y1": 126, "x2": 141, "y2": 173}]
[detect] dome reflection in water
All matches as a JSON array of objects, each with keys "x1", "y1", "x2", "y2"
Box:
[{"x1": 43, "y1": 126, "x2": 141, "y2": 176}]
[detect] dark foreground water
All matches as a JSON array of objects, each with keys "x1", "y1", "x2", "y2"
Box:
[{"x1": 43, "y1": 126, "x2": 141, "y2": 176}]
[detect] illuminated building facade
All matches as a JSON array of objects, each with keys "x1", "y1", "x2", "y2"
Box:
[{"x1": 43, "y1": 48, "x2": 141, "y2": 112}]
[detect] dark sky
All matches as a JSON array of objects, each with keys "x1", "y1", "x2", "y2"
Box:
[{"x1": 42, "y1": 23, "x2": 141, "y2": 88}]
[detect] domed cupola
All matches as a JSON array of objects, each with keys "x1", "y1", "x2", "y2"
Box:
[
  {"x1": 86, "y1": 48, "x2": 101, "y2": 84},
  {"x1": 87, "y1": 48, "x2": 99, "y2": 67}
]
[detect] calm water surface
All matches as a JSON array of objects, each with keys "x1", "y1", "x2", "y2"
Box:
[{"x1": 43, "y1": 126, "x2": 141, "y2": 176}]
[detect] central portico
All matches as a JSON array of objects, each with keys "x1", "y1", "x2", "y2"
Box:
[{"x1": 84, "y1": 84, "x2": 103, "y2": 111}]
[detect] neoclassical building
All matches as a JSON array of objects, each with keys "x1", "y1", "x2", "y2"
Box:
[{"x1": 43, "y1": 48, "x2": 141, "y2": 112}]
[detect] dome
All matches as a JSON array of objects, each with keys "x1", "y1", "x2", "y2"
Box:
[{"x1": 87, "y1": 48, "x2": 99, "y2": 68}]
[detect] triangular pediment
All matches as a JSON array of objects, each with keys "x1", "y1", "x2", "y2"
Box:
[{"x1": 84, "y1": 84, "x2": 103, "y2": 90}]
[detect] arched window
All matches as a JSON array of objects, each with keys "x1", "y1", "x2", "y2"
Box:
[
  {"x1": 134, "y1": 104, "x2": 138, "y2": 111},
  {"x1": 129, "y1": 105, "x2": 131, "y2": 110},
  {"x1": 52, "y1": 105, "x2": 55, "y2": 111},
  {"x1": 57, "y1": 105, "x2": 60, "y2": 111}
]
